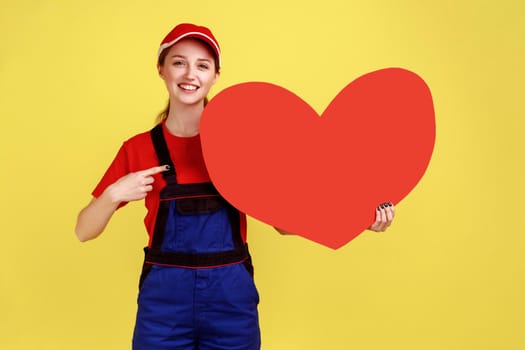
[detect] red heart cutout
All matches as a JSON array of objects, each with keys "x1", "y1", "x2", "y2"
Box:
[{"x1": 201, "y1": 68, "x2": 435, "y2": 249}]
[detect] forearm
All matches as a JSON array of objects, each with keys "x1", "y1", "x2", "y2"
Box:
[{"x1": 75, "y1": 190, "x2": 121, "y2": 242}]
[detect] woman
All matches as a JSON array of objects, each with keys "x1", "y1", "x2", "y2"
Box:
[{"x1": 75, "y1": 23, "x2": 395, "y2": 350}]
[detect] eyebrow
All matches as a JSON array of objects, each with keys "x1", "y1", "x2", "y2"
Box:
[{"x1": 170, "y1": 54, "x2": 212, "y2": 62}]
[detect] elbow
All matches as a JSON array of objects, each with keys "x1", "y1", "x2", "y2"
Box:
[
  {"x1": 76, "y1": 235, "x2": 90, "y2": 243},
  {"x1": 75, "y1": 207, "x2": 100, "y2": 242},
  {"x1": 75, "y1": 217, "x2": 99, "y2": 242},
  {"x1": 75, "y1": 223, "x2": 103, "y2": 242},
  {"x1": 75, "y1": 226, "x2": 91, "y2": 242}
]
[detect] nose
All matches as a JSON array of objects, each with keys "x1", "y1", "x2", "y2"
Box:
[{"x1": 183, "y1": 64, "x2": 197, "y2": 80}]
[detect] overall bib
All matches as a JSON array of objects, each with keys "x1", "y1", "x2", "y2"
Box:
[{"x1": 132, "y1": 124, "x2": 260, "y2": 350}]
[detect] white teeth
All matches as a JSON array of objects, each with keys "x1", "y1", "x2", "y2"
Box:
[{"x1": 179, "y1": 84, "x2": 198, "y2": 91}]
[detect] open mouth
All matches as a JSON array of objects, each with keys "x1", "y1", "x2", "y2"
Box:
[{"x1": 179, "y1": 84, "x2": 199, "y2": 91}]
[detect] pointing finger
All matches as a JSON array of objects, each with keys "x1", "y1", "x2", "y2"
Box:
[{"x1": 139, "y1": 165, "x2": 170, "y2": 176}]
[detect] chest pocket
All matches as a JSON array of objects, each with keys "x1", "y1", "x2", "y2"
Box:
[{"x1": 176, "y1": 195, "x2": 228, "y2": 215}]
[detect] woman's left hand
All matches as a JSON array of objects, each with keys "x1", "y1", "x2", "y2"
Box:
[{"x1": 368, "y1": 202, "x2": 395, "y2": 232}]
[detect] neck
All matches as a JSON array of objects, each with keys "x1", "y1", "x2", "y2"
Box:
[{"x1": 164, "y1": 99, "x2": 204, "y2": 137}]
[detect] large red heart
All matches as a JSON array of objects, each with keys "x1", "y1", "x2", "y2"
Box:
[{"x1": 201, "y1": 68, "x2": 435, "y2": 249}]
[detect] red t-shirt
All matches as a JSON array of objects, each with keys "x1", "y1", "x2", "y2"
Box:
[{"x1": 92, "y1": 122, "x2": 247, "y2": 245}]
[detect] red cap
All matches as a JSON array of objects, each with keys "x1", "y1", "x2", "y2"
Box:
[{"x1": 158, "y1": 23, "x2": 221, "y2": 67}]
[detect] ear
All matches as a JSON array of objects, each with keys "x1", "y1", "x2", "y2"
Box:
[
  {"x1": 157, "y1": 64, "x2": 164, "y2": 79},
  {"x1": 212, "y1": 71, "x2": 220, "y2": 85}
]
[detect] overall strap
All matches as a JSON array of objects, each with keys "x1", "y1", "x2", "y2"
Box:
[
  {"x1": 150, "y1": 123, "x2": 177, "y2": 184},
  {"x1": 150, "y1": 123, "x2": 175, "y2": 249}
]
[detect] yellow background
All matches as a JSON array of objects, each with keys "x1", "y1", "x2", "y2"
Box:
[{"x1": 1, "y1": 0, "x2": 524, "y2": 349}]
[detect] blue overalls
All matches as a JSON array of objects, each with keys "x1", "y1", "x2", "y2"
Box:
[{"x1": 132, "y1": 124, "x2": 260, "y2": 350}]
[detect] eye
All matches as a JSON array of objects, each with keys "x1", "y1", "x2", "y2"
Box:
[
  {"x1": 198, "y1": 63, "x2": 210, "y2": 70},
  {"x1": 173, "y1": 60, "x2": 185, "y2": 66}
]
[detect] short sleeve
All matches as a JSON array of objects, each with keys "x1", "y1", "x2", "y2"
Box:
[{"x1": 91, "y1": 142, "x2": 130, "y2": 207}]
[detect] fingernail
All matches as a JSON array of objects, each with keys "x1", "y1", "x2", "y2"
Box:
[
  {"x1": 165, "y1": 165, "x2": 171, "y2": 170},
  {"x1": 380, "y1": 204, "x2": 384, "y2": 209},
  {"x1": 387, "y1": 202, "x2": 392, "y2": 207}
]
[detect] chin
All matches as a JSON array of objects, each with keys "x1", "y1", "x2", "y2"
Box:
[
  {"x1": 174, "y1": 94, "x2": 205, "y2": 106},
  {"x1": 183, "y1": 98, "x2": 206, "y2": 106}
]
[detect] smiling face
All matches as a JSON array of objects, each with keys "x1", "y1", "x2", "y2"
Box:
[{"x1": 158, "y1": 38, "x2": 219, "y2": 107}]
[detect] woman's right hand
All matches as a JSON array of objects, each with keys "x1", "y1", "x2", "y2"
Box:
[
  {"x1": 75, "y1": 165, "x2": 169, "y2": 242},
  {"x1": 106, "y1": 165, "x2": 170, "y2": 204}
]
